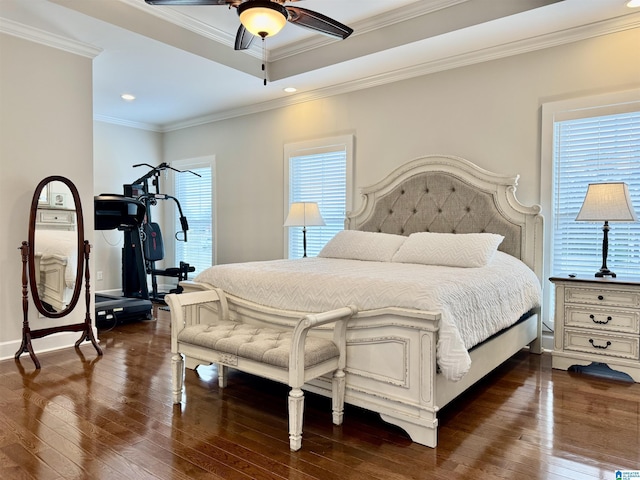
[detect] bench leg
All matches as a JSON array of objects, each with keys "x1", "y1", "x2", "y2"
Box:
[
  {"x1": 218, "y1": 363, "x2": 228, "y2": 388},
  {"x1": 332, "y1": 368, "x2": 346, "y2": 425},
  {"x1": 288, "y1": 387, "x2": 304, "y2": 451},
  {"x1": 171, "y1": 353, "x2": 184, "y2": 404}
]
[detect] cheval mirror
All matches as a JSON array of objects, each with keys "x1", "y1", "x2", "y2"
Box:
[{"x1": 16, "y1": 176, "x2": 102, "y2": 368}]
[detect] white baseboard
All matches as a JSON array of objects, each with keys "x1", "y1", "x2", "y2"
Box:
[
  {"x1": 96, "y1": 288, "x2": 125, "y2": 296},
  {"x1": 541, "y1": 331, "x2": 554, "y2": 352}
]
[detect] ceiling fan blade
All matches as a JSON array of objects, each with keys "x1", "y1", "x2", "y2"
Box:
[
  {"x1": 145, "y1": 0, "x2": 231, "y2": 5},
  {"x1": 234, "y1": 24, "x2": 255, "y2": 50},
  {"x1": 285, "y1": 7, "x2": 353, "y2": 39}
]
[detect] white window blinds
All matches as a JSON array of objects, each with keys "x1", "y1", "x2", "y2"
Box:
[
  {"x1": 552, "y1": 111, "x2": 640, "y2": 278},
  {"x1": 285, "y1": 135, "x2": 353, "y2": 258},
  {"x1": 173, "y1": 162, "x2": 213, "y2": 277},
  {"x1": 288, "y1": 150, "x2": 346, "y2": 258}
]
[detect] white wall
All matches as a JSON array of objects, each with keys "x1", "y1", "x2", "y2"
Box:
[
  {"x1": 93, "y1": 121, "x2": 162, "y2": 292},
  {"x1": 163, "y1": 28, "x2": 640, "y2": 267},
  {"x1": 0, "y1": 33, "x2": 95, "y2": 359}
]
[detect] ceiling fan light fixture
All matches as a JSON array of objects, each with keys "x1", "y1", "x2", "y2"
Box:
[{"x1": 238, "y1": 1, "x2": 288, "y2": 38}]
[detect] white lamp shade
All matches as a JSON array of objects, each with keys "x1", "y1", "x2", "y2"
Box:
[
  {"x1": 239, "y1": 2, "x2": 288, "y2": 37},
  {"x1": 576, "y1": 182, "x2": 638, "y2": 222},
  {"x1": 284, "y1": 202, "x2": 326, "y2": 227}
]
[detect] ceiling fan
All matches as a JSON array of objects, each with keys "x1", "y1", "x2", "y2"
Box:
[{"x1": 144, "y1": 0, "x2": 354, "y2": 51}]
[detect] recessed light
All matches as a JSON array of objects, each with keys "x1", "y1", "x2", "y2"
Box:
[
  {"x1": 627, "y1": 0, "x2": 640, "y2": 7},
  {"x1": 283, "y1": 87, "x2": 297, "y2": 93},
  {"x1": 121, "y1": 93, "x2": 136, "y2": 101}
]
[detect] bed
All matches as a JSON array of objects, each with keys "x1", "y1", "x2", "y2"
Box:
[
  {"x1": 179, "y1": 154, "x2": 544, "y2": 447},
  {"x1": 34, "y1": 227, "x2": 78, "y2": 312}
]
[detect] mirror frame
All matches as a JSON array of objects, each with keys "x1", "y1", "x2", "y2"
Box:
[{"x1": 28, "y1": 176, "x2": 85, "y2": 318}]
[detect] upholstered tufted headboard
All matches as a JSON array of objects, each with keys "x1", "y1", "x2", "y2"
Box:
[{"x1": 346, "y1": 155, "x2": 543, "y2": 279}]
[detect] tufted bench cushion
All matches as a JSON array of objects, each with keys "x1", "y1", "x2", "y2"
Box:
[{"x1": 178, "y1": 321, "x2": 340, "y2": 369}]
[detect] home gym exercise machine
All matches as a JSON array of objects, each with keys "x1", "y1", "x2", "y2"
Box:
[
  {"x1": 125, "y1": 162, "x2": 199, "y2": 302},
  {"x1": 94, "y1": 162, "x2": 200, "y2": 326}
]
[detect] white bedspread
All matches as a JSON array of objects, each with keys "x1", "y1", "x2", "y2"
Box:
[{"x1": 195, "y1": 252, "x2": 541, "y2": 381}]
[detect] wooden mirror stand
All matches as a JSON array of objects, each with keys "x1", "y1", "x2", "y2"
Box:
[{"x1": 16, "y1": 176, "x2": 102, "y2": 369}]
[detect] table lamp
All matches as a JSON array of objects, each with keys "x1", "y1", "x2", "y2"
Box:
[
  {"x1": 284, "y1": 202, "x2": 325, "y2": 257},
  {"x1": 575, "y1": 182, "x2": 638, "y2": 277}
]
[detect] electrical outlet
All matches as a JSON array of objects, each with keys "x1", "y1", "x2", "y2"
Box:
[{"x1": 97, "y1": 271, "x2": 103, "y2": 280}]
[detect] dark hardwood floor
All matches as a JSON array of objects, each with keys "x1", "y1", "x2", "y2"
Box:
[{"x1": 2, "y1": 308, "x2": 639, "y2": 479}]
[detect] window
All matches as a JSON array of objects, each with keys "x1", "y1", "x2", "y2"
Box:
[
  {"x1": 541, "y1": 90, "x2": 640, "y2": 323},
  {"x1": 172, "y1": 157, "x2": 214, "y2": 277},
  {"x1": 284, "y1": 135, "x2": 354, "y2": 258}
]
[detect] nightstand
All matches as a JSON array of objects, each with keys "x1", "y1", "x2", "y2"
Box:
[{"x1": 550, "y1": 275, "x2": 640, "y2": 382}]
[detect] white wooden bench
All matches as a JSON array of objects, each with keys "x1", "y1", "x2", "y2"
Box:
[{"x1": 165, "y1": 289, "x2": 357, "y2": 451}]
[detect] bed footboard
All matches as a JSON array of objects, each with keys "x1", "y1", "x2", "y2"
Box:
[
  {"x1": 36, "y1": 253, "x2": 73, "y2": 312},
  {"x1": 178, "y1": 286, "x2": 539, "y2": 448},
  {"x1": 178, "y1": 281, "x2": 445, "y2": 446}
]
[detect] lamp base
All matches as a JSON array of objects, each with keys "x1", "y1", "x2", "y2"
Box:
[
  {"x1": 595, "y1": 268, "x2": 616, "y2": 278},
  {"x1": 595, "y1": 221, "x2": 615, "y2": 278}
]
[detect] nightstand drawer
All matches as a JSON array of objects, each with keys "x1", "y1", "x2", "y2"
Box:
[
  {"x1": 565, "y1": 307, "x2": 640, "y2": 334},
  {"x1": 39, "y1": 210, "x2": 74, "y2": 225},
  {"x1": 565, "y1": 287, "x2": 640, "y2": 309},
  {"x1": 564, "y1": 329, "x2": 639, "y2": 360}
]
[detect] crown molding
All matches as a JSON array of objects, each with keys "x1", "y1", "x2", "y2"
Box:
[
  {"x1": 94, "y1": 114, "x2": 163, "y2": 132},
  {"x1": 0, "y1": 17, "x2": 102, "y2": 58},
  {"x1": 120, "y1": 0, "x2": 236, "y2": 48},
  {"x1": 158, "y1": 12, "x2": 640, "y2": 132},
  {"x1": 272, "y1": 0, "x2": 465, "y2": 61}
]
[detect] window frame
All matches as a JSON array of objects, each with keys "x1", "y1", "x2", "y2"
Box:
[
  {"x1": 169, "y1": 155, "x2": 216, "y2": 275},
  {"x1": 540, "y1": 89, "x2": 640, "y2": 325},
  {"x1": 283, "y1": 135, "x2": 354, "y2": 258}
]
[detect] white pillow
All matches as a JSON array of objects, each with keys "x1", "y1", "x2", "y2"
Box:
[
  {"x1": 391, "y1": 232, "x2": 504, "y2": 267},
  {"x1": 318, "y1": 230, "x2": 406, "y2": 262}
]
